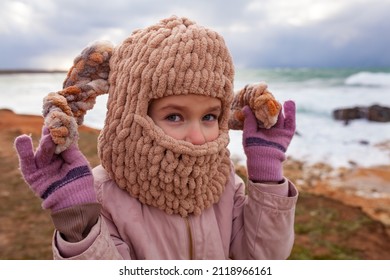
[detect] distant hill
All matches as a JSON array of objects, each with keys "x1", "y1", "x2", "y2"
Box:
[{"x1": 0, "y1": 69, "x2": 67, "y2": 74}]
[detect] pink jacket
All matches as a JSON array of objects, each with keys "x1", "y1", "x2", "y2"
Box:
[{"x1": 52, "y1": 164, "x2": 298, "y2": 260}]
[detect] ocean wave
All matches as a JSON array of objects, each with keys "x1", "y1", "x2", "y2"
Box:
[{"x1": 344, "y1": 71, "x2": 390, "y2": 87}]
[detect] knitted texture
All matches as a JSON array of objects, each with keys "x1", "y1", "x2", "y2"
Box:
[
  {"x1": 14, "y1": 128, "x2": 96, "y2": 212},
  {"x1": 97, "y1": 16, "x2": 234, "y2": 217},
  {"x1": 242, "y1": 101, "x2": 296, "y2": 182},
  {"x1": 229, "y1": 82, "x2": 282, "y2": 130},
  {"x1": 43, "y1": 41, "x2": 113, "y2": 153}
]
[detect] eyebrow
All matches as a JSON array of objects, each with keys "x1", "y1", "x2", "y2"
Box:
[
  {"x1": 207, "y1": 106, "x2": 222, "y2": 113},
  {"x1": 159, "y1": 104, "x2": 186, "y2": 111},
  {"x1": 159, "y1": 104, "x2": 222, "y2": 112}
]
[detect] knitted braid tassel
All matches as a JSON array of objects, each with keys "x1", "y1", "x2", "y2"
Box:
[
  {"x1": 42, "y1": 41, "x2": 113, "y2": 153},
  {"x1": 228, "y1": 82, "x2": 282, "y2": 130}
]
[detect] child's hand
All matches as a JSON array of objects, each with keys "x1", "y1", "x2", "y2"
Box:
[
  {"x1": 14, "y1": 127, "x2": 97, "y2": 212},
  {"x1": 242, "y1": 101, "x2": 296, "y2": 183}
]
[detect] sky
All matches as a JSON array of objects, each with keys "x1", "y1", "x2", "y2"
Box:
[{"x1": 1, "y1": 0, "x2": 390, "y2": 70}]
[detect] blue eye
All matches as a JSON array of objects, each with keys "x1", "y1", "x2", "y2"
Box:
[
  {"x1": 166, "y1": 114, "x2": 181, "y2": 122},
  {"x1": 203, "y1": 114, "x2": 218, "y2": 121}
]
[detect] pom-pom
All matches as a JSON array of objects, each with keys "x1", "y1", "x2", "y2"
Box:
[
  {"x1": 42, "y1": 41, "x2": 114, "y2": 153},
  {"x1": 228, "y1": 82, "x2": 282, "y2": 130}
]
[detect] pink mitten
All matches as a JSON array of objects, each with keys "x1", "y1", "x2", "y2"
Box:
[
  {"x1": 14, "y1": 128, "x2": 96, "y2": 212},
  {"x1": 242, "y1": 101, "x2": 296, "y2": 182}
]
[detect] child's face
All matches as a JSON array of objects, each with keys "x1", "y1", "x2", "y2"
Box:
[{"x1": 148, "y1": 94, "x2": 222, "y2": 145}]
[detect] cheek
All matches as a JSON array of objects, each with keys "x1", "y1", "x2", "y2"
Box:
[
  {"x1": 205, "y1": 125, "x2": 220, "y2": 142},
  {"x1": 158, "y1": 125, "x2": 185, "y2": 141}
]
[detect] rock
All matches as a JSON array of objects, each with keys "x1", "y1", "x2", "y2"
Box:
[
  {"x1": 333, "y1": 106, "x2": 366, "y2": 124},
  {"x1": 367, "y1": 104, "x2": 390, "y2": 122},
  {"x1": 333, "y1": 104, "x2": 390, "y2": 123},
  {"x1": 358, "y1": 140, "x2": 370, "y2": 145}
]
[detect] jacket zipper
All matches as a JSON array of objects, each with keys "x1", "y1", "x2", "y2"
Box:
[{"x1": 184, "y1": 217, "x2": 194, "y2": 260}]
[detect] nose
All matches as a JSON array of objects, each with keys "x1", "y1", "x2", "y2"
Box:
[{"x1": 185, "y1": 122, "x2": 207, "y2": 145}]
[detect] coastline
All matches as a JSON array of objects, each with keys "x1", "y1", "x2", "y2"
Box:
[
  {"x1": 0, "y1": 69, "x2": 67, "y2": 75},
  {"x1": 283, "y1": 159, "x2": 390, "y2": 227}
]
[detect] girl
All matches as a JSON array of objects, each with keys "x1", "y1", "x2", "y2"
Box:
[{"x1": 14, "y1": 16, "x2": 298, "y2": 259}]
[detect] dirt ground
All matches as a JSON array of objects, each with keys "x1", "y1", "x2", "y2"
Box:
[{"x1": 1, "y1": 108, "x2": 389, "y2": 260}]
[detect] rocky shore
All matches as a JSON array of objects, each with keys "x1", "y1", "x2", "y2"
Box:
[{"x1": 283, "y1": 159, "x2": 390, "y2": 227}]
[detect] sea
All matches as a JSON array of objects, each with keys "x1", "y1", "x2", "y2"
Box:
[{"x1": 1, "y1": 68, "x2": 390, "y2": 168}]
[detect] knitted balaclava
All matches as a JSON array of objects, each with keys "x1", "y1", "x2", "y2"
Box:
[
  {"x1": 43, "y1": 16, "x2": 235, "y2": 217},
  {"x1": 99, "y1": 16, "x2": 234, "y2": 217}
]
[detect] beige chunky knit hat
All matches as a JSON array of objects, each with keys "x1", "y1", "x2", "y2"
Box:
[{"x1": 43, "y1": 16, "x2": 234, "y2": 217}]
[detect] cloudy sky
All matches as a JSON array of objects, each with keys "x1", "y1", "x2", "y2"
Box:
[{"x1": 2, "y1": 0, "x2": 390, "y2": 70}]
